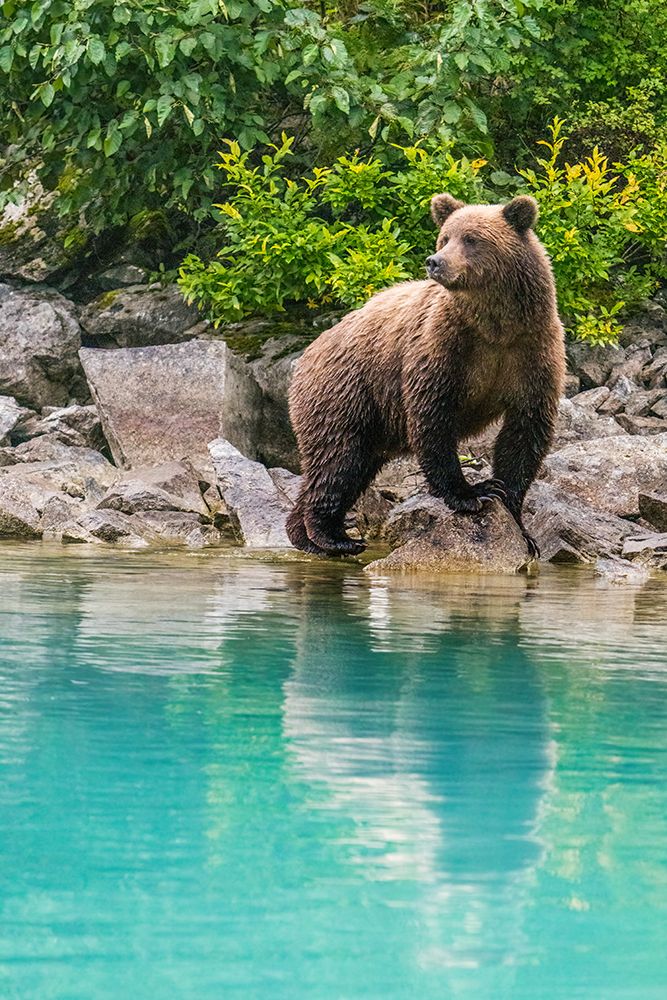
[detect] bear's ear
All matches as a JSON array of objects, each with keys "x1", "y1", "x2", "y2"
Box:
[
  {"x1": 431, "y1": 193, "x2": 464, "y2": 227},
  {"x1": 503, "y1": 195, "x2": 538, "y2": 233}
]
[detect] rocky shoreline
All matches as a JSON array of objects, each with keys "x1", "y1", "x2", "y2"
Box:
[{"x1": 0, "y1": 276, "x2": 665, "y2": 580}]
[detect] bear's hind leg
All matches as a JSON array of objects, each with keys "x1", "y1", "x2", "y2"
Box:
[
  {"x1": 301, "y1": 451, "x2": 382, "y2": 556},
  {"x1": 286, "y1": 496, "x2": 327, "y2": 555}
]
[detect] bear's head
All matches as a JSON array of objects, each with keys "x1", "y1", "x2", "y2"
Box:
[{"x1": 426, "y1": 193, "x2": 540, "y2": 291}]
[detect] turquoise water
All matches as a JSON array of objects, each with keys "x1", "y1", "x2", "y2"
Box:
[{"x1": 0, "y1": 547, "x2": 666, "y2": 999}]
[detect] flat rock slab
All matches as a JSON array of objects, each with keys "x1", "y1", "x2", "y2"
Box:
[
  {"x1": 14, "y1": 404, "x2": 104, "y2": 451},
  {"x1": 541, "y1": 433, "x2": 667, "y2": 517},
  {"x1": 209, "y1": 438, "x2": 291, "y2": 548},
  {"x1": 97, "y1": 462, "x2": 207, "y2": 517},
  {"x1": 80, "y1": 340, "x2": 263, "y2": 472},
  {"x1": 525, "y1": 481, "x2": 650, "y2": 563},
  {"x1": 367, "y1": 496, "x2": 530, "y2": 574}
]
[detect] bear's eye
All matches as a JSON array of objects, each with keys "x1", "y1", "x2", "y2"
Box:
[
  {"x1": 441, "y1": 235, "x2": 449, "y2": 245},
  {"x1": 462, "y1": 233, "x2": 479, "y2": 246}
]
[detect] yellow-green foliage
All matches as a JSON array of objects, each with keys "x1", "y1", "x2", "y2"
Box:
[
  {"x1": 179, "y1": 123, "x2": 667, "y2": 342},
  {"x1": 518, "y1": 118, "x2": 667, "y2": 343}
]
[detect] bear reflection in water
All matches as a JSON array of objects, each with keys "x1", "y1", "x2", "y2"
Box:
[{"x1": 280, "y1": 567, "x2": 552, "y2": 969}]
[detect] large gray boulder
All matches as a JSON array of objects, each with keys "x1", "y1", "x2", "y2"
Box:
[
  {"x1": 553, "y1": 397, "x2": 624, "y2": 447},
  {"x1": 79, "y1": 340, "x2": 263, "y2": 472},
  {"x1": 566, "y1": 341, "x2": 625, "y2": 389},
  {"x1": 0, "y1": 176, "x2": 87, "y2": 283},
  {"x1": 540, "y1": 433, "x2": 667, "y2": 517},
  {"x1": 367, "y1": 496, "x2": 531, "y2": 574},
  {"x1": 0, "y1": 443, "x2": 119, "y2": 540},
  {"x1": 0, "y1": 284, "x2": 84, "y2": 407},
  {"x1": 249, "y1": 335, "x2": 305, "y2": 471},
  {"x1": 524, "y1": 481, "x2": 650, "y2": 563},
  {"x1": 209, "y1": 438, "x2": 292, "y2": 548},
  {"x1": 80, "y1": 284, "x2": 200, "y2": 348}
]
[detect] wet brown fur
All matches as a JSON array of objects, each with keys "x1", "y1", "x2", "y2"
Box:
[{"x1": 287, "y1": 194, "x2": 566, "y2": 555}]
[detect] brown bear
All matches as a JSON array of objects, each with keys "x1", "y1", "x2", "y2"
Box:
[{"x1": 286, "y1": 193, "x2": 566, "y2": 557}]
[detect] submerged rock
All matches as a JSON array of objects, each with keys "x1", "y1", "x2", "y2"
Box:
[
  {"x1": 367, "y1": 496, "x2": 530, "y2": 574},
  {"x1": 0, "y1": 284, "x2": 84, "y2": 408},
  {"x1": 80, "y1": 340, "x2": 263, "y2": 472},
  {"x1": 209, "y1": 438, "x2": 292, "y2": 548},
  {"x1": 132, "y1": 511, "x2": 223, "y2": 548},
  {"x1": 621, "y1": 532, "x2": 667, "y2": 570},
  {"x1": 62, "y1": 509, "x2": 152, "y2": 546},
  {"x1": 595, "y1": 557, "x2": 651, "y2": 585}
]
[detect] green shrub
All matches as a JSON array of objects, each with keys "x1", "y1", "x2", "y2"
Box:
[
  {"x1": 178, "y1": 135, "x2": 485, "y2": 322},
  {"x1": 0, "y1": 0, "x2": 545, "y2": 232},
  {"x1": 180, "y1": 122, "x2": 667, "y2": 343},
  {"x1": 518, "y1": 119, "x2": 667, "y2": 343}
]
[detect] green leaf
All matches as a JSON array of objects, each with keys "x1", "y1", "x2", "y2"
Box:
[
  {"x1": 331, "y1": 86, "x2": 350, "y2": 114},
  {"x1": 470, "y1": 51, "x2": 492, "y2": 72},
  {"x1": 156, "y1": 94, "x2": 173, "y2": 127},
  {"x1": 0, "y1": 45, "x2": 13, "y2": 72},
  {"x1": 179, "y1": 37, "x2": 197, "y2": 56},
  {"x1": 468, "y1": 104, "x2": 488, "y2": 133},
  {"x1": 155, "y1": 35, "x2": 176, "y2": 69},
  {"x1": 302, "y1": 44, "x2": 318, "y2": 66},
  {"x1": 87, "y1": 38, "x2": 106, "y2": 66},
  {"x1": 40, "y1": 82, "x2": 54, "y2": 107},
  {"x1": 103, "y1": 127, "x2": 122, "y2": 157},
  {"x1": 490, "y1": 170, "x2": 513, "y2": 186},
  {"x1": 441, "y1": 100, "x2": 461, "y2": 124}
]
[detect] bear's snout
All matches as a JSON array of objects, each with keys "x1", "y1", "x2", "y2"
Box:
[
  {"x1": 426, "y1": 255, "x2": 444, "y2": 279},
  {"x1": 426, "y1": 254, "x2": 460, "y2": 288}
]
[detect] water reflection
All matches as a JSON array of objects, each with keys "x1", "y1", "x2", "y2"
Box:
[{"x1": 0, "y1": 546, "x2": 666, "y2": 999}]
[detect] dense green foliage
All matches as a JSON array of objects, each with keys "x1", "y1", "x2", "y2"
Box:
[
  {"x1": 1, "y1": 0, "x2": 666, "y2": 341},
  {"x1": 180, "y1": 122, "x2": 666, "y2": 341}
]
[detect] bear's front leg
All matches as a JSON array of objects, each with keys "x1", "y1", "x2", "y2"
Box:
[
  {"x1": 492, "y1": 395, "x2": 559, "y2": 558},
  {"x1": 415, "y1": 434, "x2": 493, "y2": 514}
]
